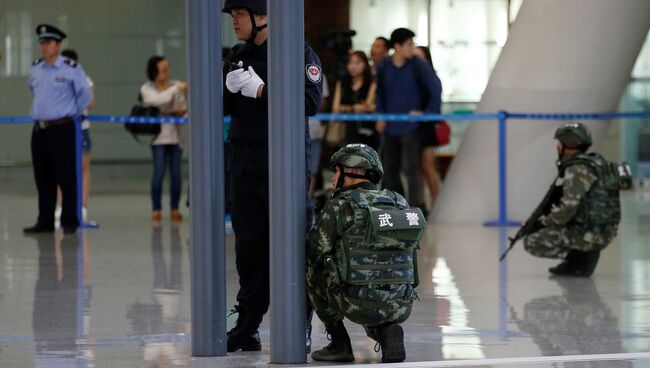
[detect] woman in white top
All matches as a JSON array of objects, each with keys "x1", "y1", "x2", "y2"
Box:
[{"x1": 140, "y1": 55, "x2": 188, "y2": 222}]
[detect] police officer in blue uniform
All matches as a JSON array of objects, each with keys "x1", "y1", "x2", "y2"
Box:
[
  {"x1": 222, "y1": 0, "x2": 323, "y2": 352},
  {"x1": 24, "y1": 24, "x2": 91, "y2": 234}
]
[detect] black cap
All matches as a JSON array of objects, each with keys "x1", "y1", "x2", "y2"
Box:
[
  {"x1": 36, "y1": 24, "x2": 66, "y2": 41},
  {"x1": 222, "y1": 0, "x2": 266, "y2": 15}
]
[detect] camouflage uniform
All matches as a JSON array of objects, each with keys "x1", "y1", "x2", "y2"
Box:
[
  {"x1": 524, "y1": 154, "x2": 619, "y2": 259},
  {"x1": 306, "y1": 183, "x2": 416, "y2": 327}
]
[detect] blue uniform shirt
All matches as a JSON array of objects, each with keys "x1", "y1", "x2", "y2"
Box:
[{"x1": 29, "y1": 55, "x2": 91, "y2": 121}]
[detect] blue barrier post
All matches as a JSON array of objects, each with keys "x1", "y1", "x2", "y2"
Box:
[{"x1": 485, "y1": 111, "x2": 521, "y2": 227}]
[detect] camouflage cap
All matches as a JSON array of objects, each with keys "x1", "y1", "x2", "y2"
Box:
[
  {"x1": 330, "y1": 143, "x2": 383, "y2": 181},
  {"x1": 555, "y1": 122, "x2": 592, "y2": 149}
]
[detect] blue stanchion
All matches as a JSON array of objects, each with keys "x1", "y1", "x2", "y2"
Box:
[{"x1": 485, "y1": 111, "x2": 522, "y2": 228}]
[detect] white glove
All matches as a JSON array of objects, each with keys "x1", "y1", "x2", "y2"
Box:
[
  {"x1": 240, "y1": 66, "x2": 265, "y2": 98},
  {"x1": 226, "y1": 67, "x2": 250, "y2": 94}
]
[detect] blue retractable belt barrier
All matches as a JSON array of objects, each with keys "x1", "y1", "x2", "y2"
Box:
[{"x1": 3, "y1": 111, "x2": 650, "y2": 227}]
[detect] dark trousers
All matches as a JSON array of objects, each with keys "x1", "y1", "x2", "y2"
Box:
[
  {"x1": 381, "y1": 131, "x2": 422, "y2": 206},
  {"x1": 230, "y1": 142, "x2": 313, "y2": 318},
  {"x1": 151, "y1": 144, "x2": 182, "y2": 211},
  {"x1": 31, "y1": 122, "x2": 78, "y2": 229},
  {"x1": 230, "y1": 145, "x2": 271, "y2": 316}
]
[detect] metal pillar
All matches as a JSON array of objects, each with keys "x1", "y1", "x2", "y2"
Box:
[
  {"x1": 268, "y1": 0, "x2": 307, "y2": 363},
  {"x1": 186, "y1": 0, "x2": 226, "y2": 356}
]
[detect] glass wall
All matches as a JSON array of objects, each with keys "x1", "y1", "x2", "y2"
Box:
[
  {"x1": 350, "y1": 0, "x2": 523, "y2": 103},
  {"x1": 0, "y1": 0, "x2": 188, "y2": 166}
]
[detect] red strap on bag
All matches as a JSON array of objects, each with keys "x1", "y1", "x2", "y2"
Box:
[{"x1": 435, "y1": 121, "x2": 450, "y2": 147}]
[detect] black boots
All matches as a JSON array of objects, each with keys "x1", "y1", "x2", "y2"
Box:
[
  {"x1": 549, "y1": 250, "x2": 600, "y2": 277},
  {"x1": 311, "y1": 320, "x2": 354, "y2": 362},
  {"x1": 227, "y1": 307, "x2": 263, "y2": 352},
  {"x1": 366, "y1": 323, "x2": 406, "y2": 363}
]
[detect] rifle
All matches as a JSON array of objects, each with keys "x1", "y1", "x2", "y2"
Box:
[{"x1": 499, "y1": 180, "x2": 563, "y2": 261}]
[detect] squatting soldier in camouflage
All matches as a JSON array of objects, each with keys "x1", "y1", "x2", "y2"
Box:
[
  {"x1": 524, "y1": 123, "x2": 621, "y2": 277},
  {"x1": 307, "y1": 144, "x2": 424, "y2": 363}
]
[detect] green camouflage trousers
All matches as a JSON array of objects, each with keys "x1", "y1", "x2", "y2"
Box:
[
  {"x1": 307, "y1": 262, "x2": 413, "y2": 327},
  {"x1": 524, "y1": 226, "x2": 614, "y2": 259}
]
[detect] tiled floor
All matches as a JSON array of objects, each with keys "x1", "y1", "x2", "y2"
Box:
[{"x1": 1, "y1": 177, "x2": 649, "y2": 367}]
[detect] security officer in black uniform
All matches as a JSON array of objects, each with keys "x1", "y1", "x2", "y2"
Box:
[
  {"x1": 24, "y1": 24, "x2": 91, "y2": 234},
  {"x1": 222, "y1": 0, "x2": 323, "y2": 352}
]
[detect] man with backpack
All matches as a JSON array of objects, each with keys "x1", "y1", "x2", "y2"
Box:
[
  {"x1": 375, "y1": 28, "x2": 442, "y2": 211},
  {"x1": 306, "y1": 144, "x2": 424, "y2": 363},
  {"x1": 524, "y1": 123, "x2": 622, "y2": 277}
]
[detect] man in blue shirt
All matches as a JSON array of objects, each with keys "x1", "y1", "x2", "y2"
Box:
[
  {"x1": 24, "y1": 24, "x2": 91, "y2": 234},
  {"x1": 375, "y1": 28, "x2": 442, "y2": 210}
]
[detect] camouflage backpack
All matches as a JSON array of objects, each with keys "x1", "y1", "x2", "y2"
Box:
[
  {"x1": 335, "y1": 188, "x2": 425, "y2": 295},
  {"x1": 560, "y1": 152, "x2": 622, "y2": 226}
]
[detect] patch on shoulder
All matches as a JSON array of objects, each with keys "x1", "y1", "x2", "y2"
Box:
[
  {"x1": 63, "y1": 58, "x2": 78, "y2": 68},
  {"x1": 305, "y1": 64, "x2": 322, "y2": 84},
  {"x1": 32, "y1": 58, "x2": 44, "y2": 66}
]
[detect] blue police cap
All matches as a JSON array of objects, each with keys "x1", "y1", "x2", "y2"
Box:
[{"x1": 36, "y1": 24, "x2": 66, "y2": 41}]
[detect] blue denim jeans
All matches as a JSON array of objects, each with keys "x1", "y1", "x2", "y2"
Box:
[{"x1": 151, "y1": 144, "x2": 182, "y2": 211}]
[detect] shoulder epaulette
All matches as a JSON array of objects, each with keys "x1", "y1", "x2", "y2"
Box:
[
  {"x1": 63, "y1": 57, "x2": 78, "y2": 68},
  {"x1": 32, "y1": 58, "x2": 44, "y2": 66}
]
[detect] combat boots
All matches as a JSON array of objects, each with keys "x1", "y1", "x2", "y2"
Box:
[
  {"x1": 311, "y1": 320, "x2": 354, "y2": 362},
  {"x1": 573, "y1": 250, "x2": 600, "y2": 277},
  {"x1": 549, "y1": 250, "x2": 600, "y2": 277},
  {"x1": 373, "y1": 323, "x2": 406, "y2": 363},
  {"x1": 227, "y1": 306, "x2": 263, "y2": 352},
  {"x1": 548, "y1": 250, "x2": 581, "y2": 275}
]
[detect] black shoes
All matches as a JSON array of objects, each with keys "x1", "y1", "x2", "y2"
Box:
[
  {"x1": 227, "y1": 306, "x2": 263, "y2": 352},
  {"x1": 23, "y1": 224, "x2": 54, "y2": 234},
  {"x1": 549, "y1": 250, "x2": 600, "y2": 277},
  {"x1": 24, "y1": 224, "x2": 77, "y2": 234},
  {"x1": 227, "y1": 329, "x2": 262, "y2": 352},
  {"x1": 63, "y1": 226, "x2": 78, "y2": 234},
  {"x1": 375, "y1": 324, "x2": 406, "y2": 363},
  {"x1": 311, "y1": 320, "x2": 354, "y2": 362}
]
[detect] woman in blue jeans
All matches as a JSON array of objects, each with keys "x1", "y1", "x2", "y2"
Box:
[{"x1": 141, "y1": 55, "x2": 188, "y2": 222}]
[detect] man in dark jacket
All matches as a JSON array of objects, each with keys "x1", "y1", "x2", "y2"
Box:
[
  {"x1": 375, "y1": 28, "x2": 442, "y2": 210},
  {"x1": 222, "y1": 0, "x2": 323, "y2": 352}
]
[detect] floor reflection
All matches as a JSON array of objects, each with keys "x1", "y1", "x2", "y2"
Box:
[
  {"x1": 31, "y1": 232, "x2": 94, "y2": 367},
  {"x1": 126, "y1": 224, "x2": 190, "y2": 366},
  {"x1": 512, "y1": 277, "x2": 631, "y2": 367}
]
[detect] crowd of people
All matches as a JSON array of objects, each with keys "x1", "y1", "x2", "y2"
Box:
[{"x1": 314, "y1": 30, "x2": 444, "y2": 213}]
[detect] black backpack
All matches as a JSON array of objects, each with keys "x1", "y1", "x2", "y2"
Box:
[{"x1": 126, "y1": 93, "x2": 161, "y2": 137}]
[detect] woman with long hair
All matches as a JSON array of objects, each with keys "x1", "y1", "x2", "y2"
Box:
[
  {"x1": 413, "y1": 46, "x2": 442, "y2": 210},
  {"x1": 331, "y1": 51, "x2": 379, "y2": 150}
]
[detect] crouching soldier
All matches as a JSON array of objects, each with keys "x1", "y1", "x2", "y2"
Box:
[
  {"x1": 306, "y1": 144, "x2": 424, "y2": 363},
  {"x1": 524, "y1": 123, "x2": 621, "y2": 277}
]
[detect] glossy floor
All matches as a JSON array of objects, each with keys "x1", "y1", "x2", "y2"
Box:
[{"x1": 1, "y1": 180, "x2": 649, "y2": 367}]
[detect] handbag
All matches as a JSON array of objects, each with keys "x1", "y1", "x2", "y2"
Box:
[
  {"x1": 434, "y1": 120, "x2": 450, "y2": 147},
  {"x1": 126, "y1": 94, "x2": 161, "y2": 136},
  {"x1": 324, "y1": 121, "x2": 346, "y2": 146}
]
